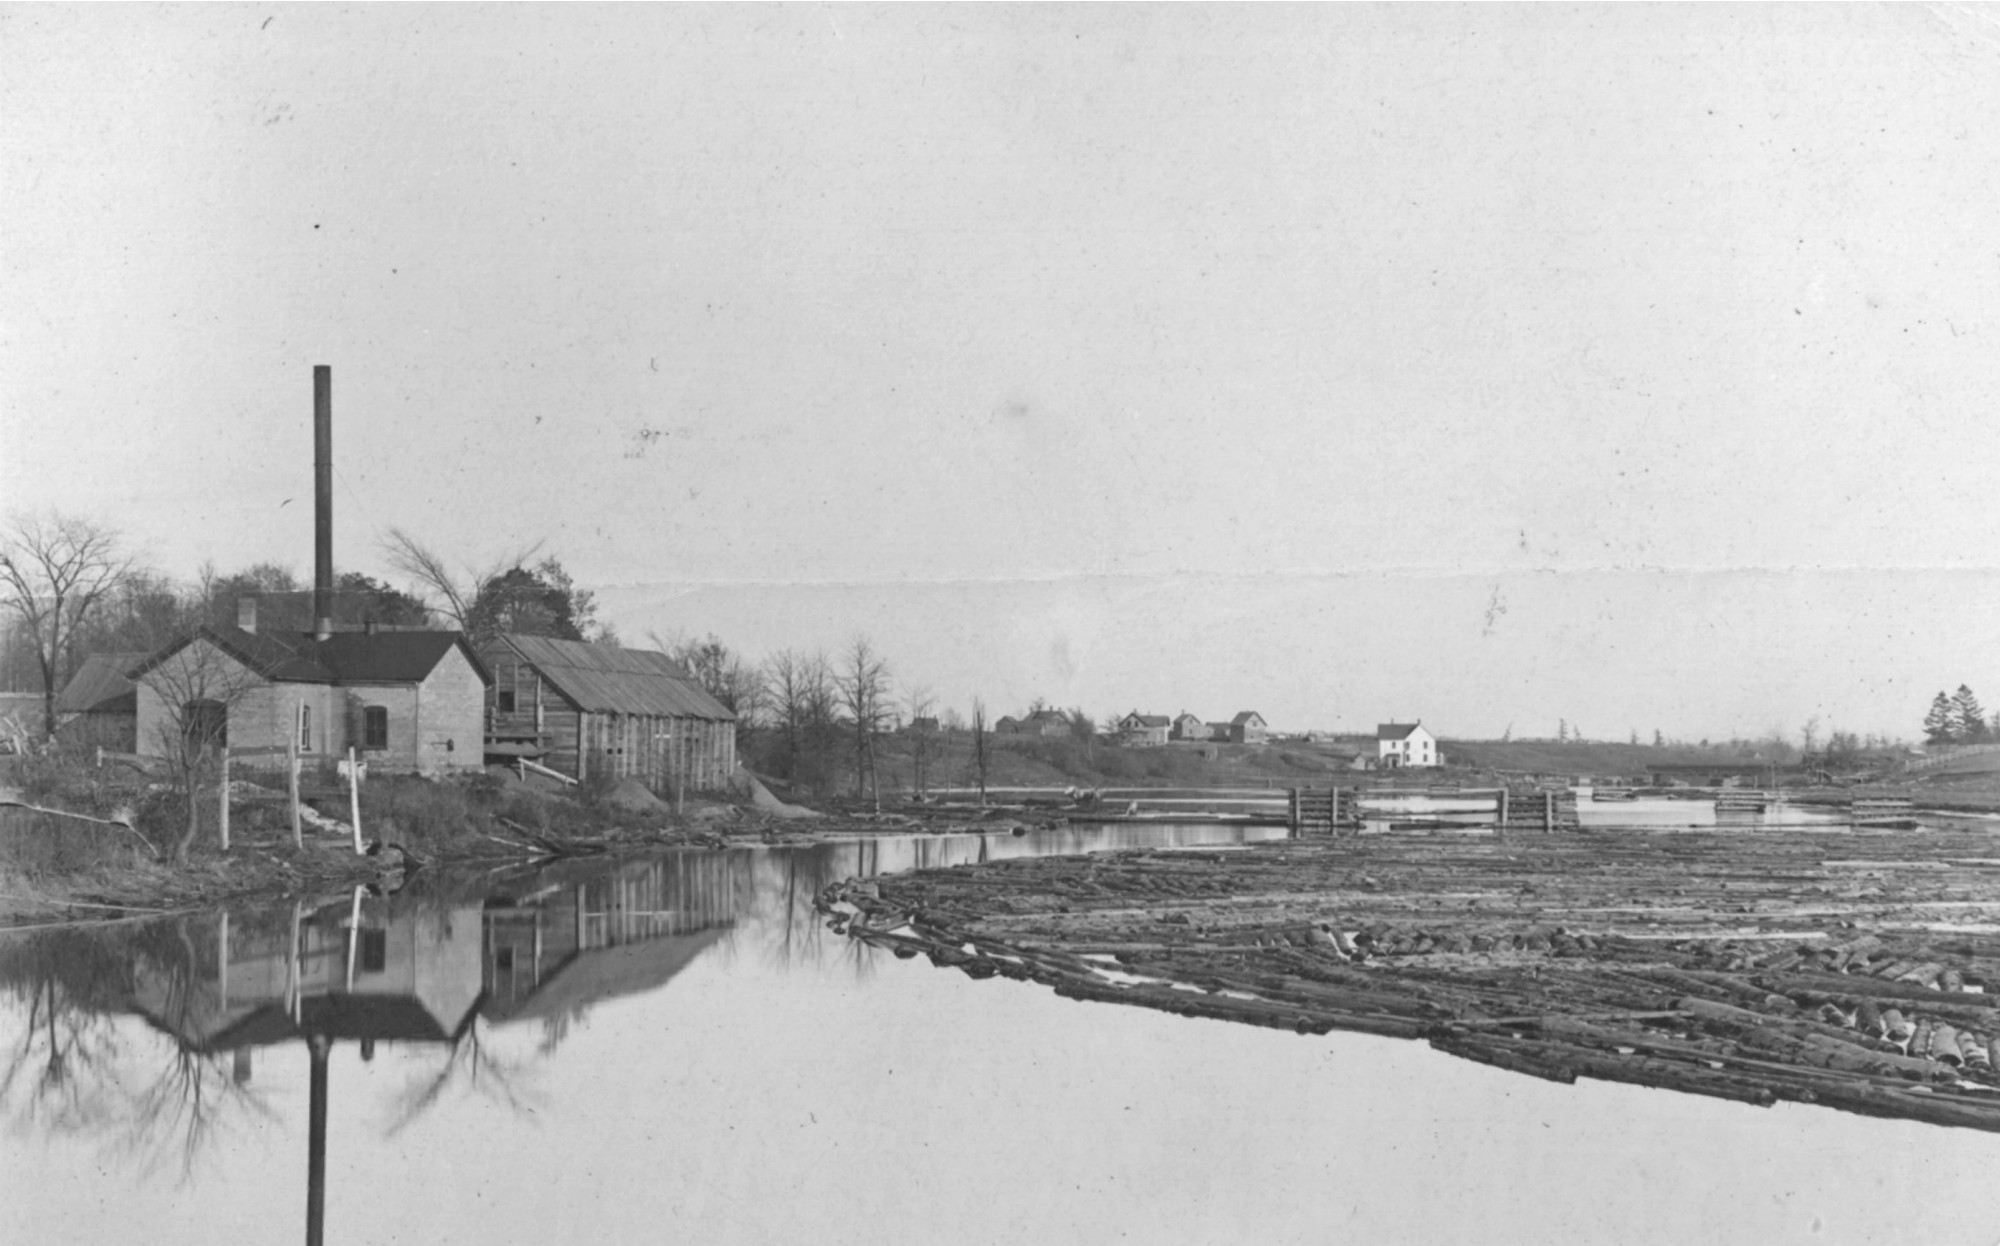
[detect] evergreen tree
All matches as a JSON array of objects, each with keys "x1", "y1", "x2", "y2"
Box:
[
  {"x1": 1924, "y1": 691, "x2": 1955, "y2": 744},
  {"x1": 1953, "y1": 685, "x2": 1988, "y2": 743}
]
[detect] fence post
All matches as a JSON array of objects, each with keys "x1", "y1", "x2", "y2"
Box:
[
  {"x1": 1543, "y1": 789, "x2": 1554, "y2": 832},
  {"x1": 288, "y1": 732, "x2": 302, "y2": 850},
  {"x1": 217, "y1": 751, "x2": 231, "y2": 851},
  {"x1": 347, "y1": 747, "x2": 364, "y2": 854},
  {"x1": 1497, "y1": 787, "x2": 1510, "y2": 829}
]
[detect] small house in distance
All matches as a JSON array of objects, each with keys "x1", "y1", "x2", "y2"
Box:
[
  {"x1": 482, "y1": 634, "x2": 735, "y2": 793},
  {"x1": 1171, "y1": 711, "x2": 1210, "y2": 742},
  {"x1": 1001, "y1": 708, "x2": 1070, "y2": 737},
  {"x1": 130, "y1": 624, "x2": 490, "y2": 774},
  {"x1": 1116, "y1": 711, "x2": 1171, "y2": 747},
  {"x1": 1225, "y1": 711, "x2": 1268, "y2": 745},
  {"x1": 1377, "y1": 722, "x2": 1438, "y2": 768}
]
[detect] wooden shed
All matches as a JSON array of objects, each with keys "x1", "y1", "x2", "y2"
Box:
[
  {"x1": 55, "y1": 651, "x2": 144, "y2": 751},
  {"x1": 481, "y1": 634, "x2": 737, "y2": 794}
]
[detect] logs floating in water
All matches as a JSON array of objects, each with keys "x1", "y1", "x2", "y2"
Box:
[{"x1": 818, "y1": 824, "x2": 2000, "y2": 1133}]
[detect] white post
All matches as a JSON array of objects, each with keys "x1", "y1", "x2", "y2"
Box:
[
  {"x1": 344, "y1": 885, "x2": 363, "y2": 991},
  {"x1": 217, "y1": 750, "x2": 231, "y2": 851},
  {"x1": 347, "y1": 746, "x2": 364, "y2": 854},
  {"x1": 218, "y1": 910, "x2": 230, "y2": 1010},
  {"x1": 288, "y1": 725, "x2": 302, "y2": 851}
]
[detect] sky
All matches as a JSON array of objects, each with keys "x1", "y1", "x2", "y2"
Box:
[{"x1": 6, "y1": 4, "x2": 2000, "y2": 740}]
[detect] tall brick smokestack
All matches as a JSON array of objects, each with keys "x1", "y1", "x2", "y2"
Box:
[{"x1": 313, "y1": 365, "x2": 333, "y2": 641}]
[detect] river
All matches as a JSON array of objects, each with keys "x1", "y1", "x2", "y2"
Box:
[{"x1": 4, "y1": 819, "x2": 2000, "y2": 1245}]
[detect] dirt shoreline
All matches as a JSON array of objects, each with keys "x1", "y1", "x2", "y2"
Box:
[
  {"x1": 816, "y1": 823, "x2": 2000, "y2": 1132},
  {"x1": 0, "y1": 802, "x2": 1069, "y2": 929}
]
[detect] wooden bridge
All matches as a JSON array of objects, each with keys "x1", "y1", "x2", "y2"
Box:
[{"x1": 1288, "y1": 785, "x2": 1581, "y2": 836}]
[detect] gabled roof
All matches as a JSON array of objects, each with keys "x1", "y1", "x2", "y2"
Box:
[
  {"x1": 314, "y1": 631, "x2": 491, "y2": 685},
  {"x1": 1024, "y1": 708, "x2": 1069, "y2": 724},
  {"x1": 1377, "y1": 722, "x2": 1426, "y2": 740},
  {"x1": 1122, "y1": 712, "x2": 1171, "y2": 728},
  {"x1": 130, "y1": 625, "x2": 332, "y2": 683},
  {"x1": 129, "y1": 625, "x2": 489, "y2": 687},
  {"x1": 1231, "y1": 710, "x2": 1265, "y2": 725},
  {"x1": 491, "y1": 634, "x2": 734, "y2": 721},
  {"x1": 56, "y1": 652, "x2": 145, "y2": 714}
]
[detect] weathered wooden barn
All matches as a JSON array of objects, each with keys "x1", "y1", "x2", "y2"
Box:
[
  {"x1": 481, "y1": 634, "x2": 736, "y2": 793},
  {"x1": 55, "y1": 651, "x2": 144, "y2": 751}
]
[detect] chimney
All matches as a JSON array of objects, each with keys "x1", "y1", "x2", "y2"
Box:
[
  {"x1": 313, "y1": 365, "x2": 333, "y2": 641},
  {"x1": 237, "y1": 597, "x2": 258, "y2": 635}
]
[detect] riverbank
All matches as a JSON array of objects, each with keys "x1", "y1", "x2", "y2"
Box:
[
  {"x1": 819, "y1": 823, "x2": 2000, "y2": 1132},
  {"x1": 0, "y1": 771, "x2": 1071, "y2": 928}
]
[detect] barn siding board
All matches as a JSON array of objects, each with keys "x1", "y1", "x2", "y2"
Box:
[{"x1": 479, "y1": 634, "x2": 736, "y2": 795}]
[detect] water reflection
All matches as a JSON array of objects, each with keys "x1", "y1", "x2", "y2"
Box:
[{"x1": 0, "y1": 820, "x2": 1282, "y2": 1243}]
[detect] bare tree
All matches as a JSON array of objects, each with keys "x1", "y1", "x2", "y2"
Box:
[
  {"x1": 0, "y1": 511, "x2": 132, "y2": 739},
  {"x1": 763, "y1": 647, "x2": 836, "y2": 795},
  {"x1": 836, "y1": 636, "x2": 891, "y2": 811},
  {"x1": 380, "y1": 527, "x2": 542, "y2": 634},
  {"x1": 136, "y1": 636, "x2": 273, "y2": 863},
  {"x1": 651, "y1": 629, "x2": 767, "y2": 736}
]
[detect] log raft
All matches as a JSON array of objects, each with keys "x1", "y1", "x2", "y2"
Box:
[{"x1": 819, "y1": 824, "x2": 2000, "y2": 1133}]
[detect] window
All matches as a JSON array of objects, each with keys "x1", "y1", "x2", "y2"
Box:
[
  {"x1": 299, "y1": 704, "x2": 311, "y2": 751},
  {"x1": 363, "y1": 705, "x2": 389, "y2": 750},
  {"x1": 497, "y1": 689, "x2": 517, "y2": 713},
  {"x1": 183, "y1": 700, "x2": 226, "y2": 751},
  {"x1": 358, "y1": 928, "x2": 387, "y2": 974}
]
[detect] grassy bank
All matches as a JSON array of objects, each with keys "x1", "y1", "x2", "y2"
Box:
[{"x1": 0, "y1": 748, "x2": 788, "y2": 927}]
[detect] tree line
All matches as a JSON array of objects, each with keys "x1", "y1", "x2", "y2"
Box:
[
  {"x1": 0, "y1": 512, "x2": 611, "y2": 742},
  {"x1": 0, "y1": 508, "x2": 978, "y2": 808},
  {"x1": 1923, "y1": 685, "x2": 1995, "y2": 746}
]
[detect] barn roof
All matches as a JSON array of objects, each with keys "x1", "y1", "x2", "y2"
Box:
[
  {"x1": 492, "y1": 634, "x2": 735, "y2": 720},
  {"x1": 129, "y1": 626, "x2": 489, "y2": 687},
  {"x1": 56, "y1": 652, "x2": 145, "y2": 714},
  {"x1": 481, "y1": 928, "x2": 728, "y2": 1026}
]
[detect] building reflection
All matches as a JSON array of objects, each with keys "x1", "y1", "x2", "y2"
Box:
[{"x1": 119, "y1": 850, "x2": 746, "y2": 1245}]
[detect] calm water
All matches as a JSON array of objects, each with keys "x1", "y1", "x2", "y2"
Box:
[{"x1": 5, "y1": 818, "x2": 2000, "y2": 1246}]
